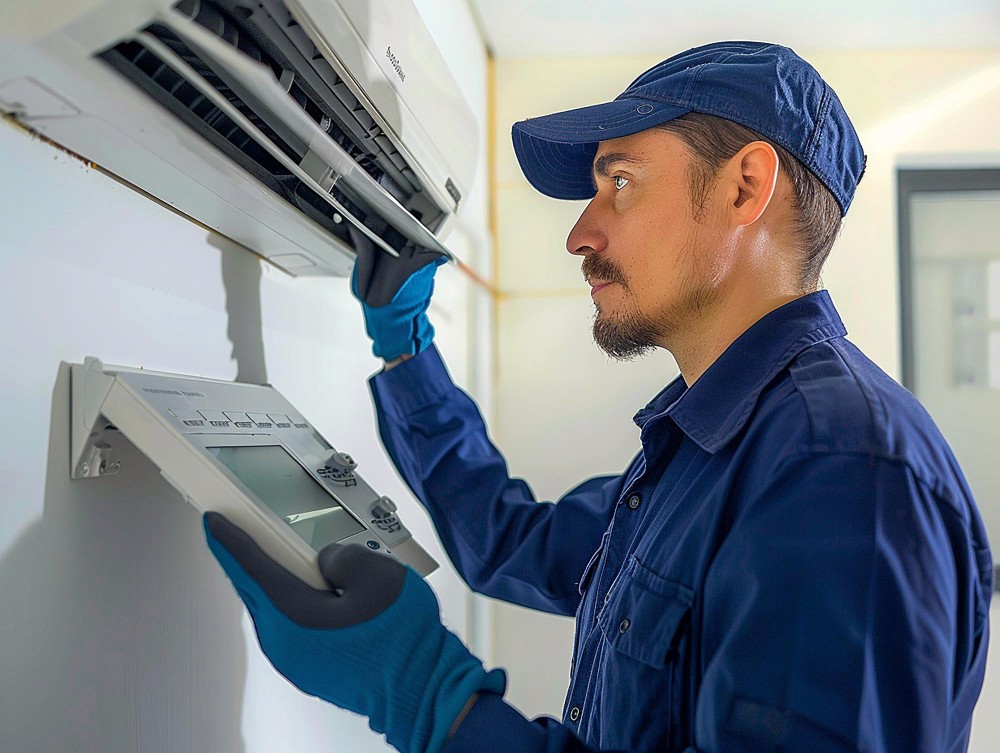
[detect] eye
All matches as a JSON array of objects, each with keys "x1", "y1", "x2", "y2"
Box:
[{"x1": 613, "y1": 175, "x2": 630, "y2": 191}]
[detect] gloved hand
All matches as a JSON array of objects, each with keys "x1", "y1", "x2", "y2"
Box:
[
  {"x1": 204, "y1": 512, "x2": 505, "y2": 753},
  {"x1": 349, "y1": 225, "x2": 447, "y2": 361}
]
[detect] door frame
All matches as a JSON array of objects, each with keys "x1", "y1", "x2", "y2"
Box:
[{"x1": 897, "y1": 168, "x2": 1000, "y2": 390}]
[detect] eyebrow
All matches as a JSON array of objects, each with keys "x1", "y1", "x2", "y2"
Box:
[{"x1": 592, "y1": 152, "x2": 648, "y2": 181}]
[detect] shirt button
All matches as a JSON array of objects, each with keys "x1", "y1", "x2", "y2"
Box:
[
  {"x1": 569, "y1": 706, "x2": 581, "y2": 722},
  {"x1": 619, "y1": 618, "x2": 631, "y2": 634},
  {"x1": 627, "y1": 494, "x2": 641, "y2": 510}
]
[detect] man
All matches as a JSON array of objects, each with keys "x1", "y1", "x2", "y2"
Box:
[{"x1": 204, "y1": 41, "x2": 993, "y2": 753}]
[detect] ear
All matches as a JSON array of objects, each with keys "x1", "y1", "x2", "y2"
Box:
[{"x1": 727, "y1": 141, "x2": 779, "y2": 227}]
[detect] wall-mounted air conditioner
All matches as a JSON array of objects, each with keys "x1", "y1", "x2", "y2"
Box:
[{"x1": 0, "y1": 0, "x2": 478, "y2": 276}]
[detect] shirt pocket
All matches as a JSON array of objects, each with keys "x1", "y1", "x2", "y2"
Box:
[
  {"x1": 593, "y1": 556, "x2": 694, "y2": 751},
  {"x1": 598, "y1": 556, "x2": 693, "y2": 665}
]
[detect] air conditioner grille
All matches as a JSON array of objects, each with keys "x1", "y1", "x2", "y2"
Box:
[
  {"x1": 97, "y1": 0, "x2": 445, "y2": 256},
  {"x1": 112, "y1": 36, "x2": 298, "y2": 177}
]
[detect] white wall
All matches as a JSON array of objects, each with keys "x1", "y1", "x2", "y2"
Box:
[
  {"x1": 489, "y1": 48, "x2": 1000, "y2": 751},
  {"x1": 0, "y1": 1, "x2": 491, "y2": 751}
]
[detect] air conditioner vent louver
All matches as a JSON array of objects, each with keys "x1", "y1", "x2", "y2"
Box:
[{"x1": 106, "y1": 36, "x2": 296, "y2": 178}]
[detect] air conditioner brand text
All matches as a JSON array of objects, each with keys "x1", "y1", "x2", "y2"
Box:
[{"x1": 386, "y1": 46, "x2": 406, "y2": 83}]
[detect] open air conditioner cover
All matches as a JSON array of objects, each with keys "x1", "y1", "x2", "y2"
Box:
[{"x1": 0, "y1": 0, "x2": 479, "y2": 276}]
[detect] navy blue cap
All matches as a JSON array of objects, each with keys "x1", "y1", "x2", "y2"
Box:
[{"x1": 511, "y1": 41, "x2": 866, "y2": 216}]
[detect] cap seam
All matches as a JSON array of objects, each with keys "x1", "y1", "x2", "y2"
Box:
[
  {"x1": 807, "y1": 126, "x2": 846, "y2": 212},
  {"x1": 683, "y1": 60, "x2": 713, "y2": 102},
  {"x1": 803, "y1": 83, "x2": 832, "y2": 164}
]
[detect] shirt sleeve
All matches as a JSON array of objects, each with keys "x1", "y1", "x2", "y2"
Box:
[
  {"x1": 370, "y1": 345, "x2": 621, "y2": 616},
  {"x1": 693, "y1": 452, "x2": 962, "y2": 753}
]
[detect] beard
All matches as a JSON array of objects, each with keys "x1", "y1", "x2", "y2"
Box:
[
  {"x1": 592, "y1": 303, "x2": 663, "y2": 361},
  {"x1": 582, "y1": 248, "x2": 718, "y2": 362}
]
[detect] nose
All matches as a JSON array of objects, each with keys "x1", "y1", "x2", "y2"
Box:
[{"x1": 566, "y1": 197, "x2": 608, "y2": 257}]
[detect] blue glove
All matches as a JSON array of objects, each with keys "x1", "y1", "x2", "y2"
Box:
[
  {"x1": 349, "y1": 226, "x2": 446, "y2": 361},
  {"x1": 203, "y1": 512, "x2": 505, "y2": 753}
]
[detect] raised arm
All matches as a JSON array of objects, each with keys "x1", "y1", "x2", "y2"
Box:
[{"x1": 372, "y1": 344, "x2": 623, "y2": 615}]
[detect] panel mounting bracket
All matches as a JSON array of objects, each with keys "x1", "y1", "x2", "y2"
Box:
[{"x1": 69, "y1": 356, "x2": 122, "y2": 479}]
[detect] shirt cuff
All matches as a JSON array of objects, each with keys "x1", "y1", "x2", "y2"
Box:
[
  {"x1": 441, "y1": 692, "x2": 547, "y2": 753},
  {"x1": 370, "y1": 343, "x2": 457, "y2": 418}
]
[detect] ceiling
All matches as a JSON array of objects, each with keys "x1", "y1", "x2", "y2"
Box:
[{"x1": 468, "y1": 0, "x2": 1000, "y2": 59}]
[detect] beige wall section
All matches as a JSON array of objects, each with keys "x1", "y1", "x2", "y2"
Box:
[{"x1": 489, "y1": 48, "x2": 1000, "y2": 748}]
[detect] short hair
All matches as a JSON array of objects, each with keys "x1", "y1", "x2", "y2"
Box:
[{"x1": 655, "y1": 114, "x2": 842, "y2": 289}]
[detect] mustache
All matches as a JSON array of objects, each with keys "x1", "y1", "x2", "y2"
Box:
[{"x1": 581, "y1": 253, "x2": 627, "y2": 287}]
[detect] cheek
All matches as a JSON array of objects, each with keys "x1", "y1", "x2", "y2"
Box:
[
  {"x1": 611, "y1": 194, "x2": 695, "y2": 294},
  {"x1": 631, "y1": 224, "x2": 693, "y2": 290}
]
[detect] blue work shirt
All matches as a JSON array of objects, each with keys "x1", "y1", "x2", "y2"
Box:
[{"x1": 370, "y1": 291, "x2": 993, "y2": 753}]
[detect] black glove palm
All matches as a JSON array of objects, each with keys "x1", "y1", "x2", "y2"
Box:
[
  {"x1": 348, "y1": 227, "x2": 446, "y2": 359},
  {"x1": 350, "y1": 226, "x2": 443, "y2": 307}
]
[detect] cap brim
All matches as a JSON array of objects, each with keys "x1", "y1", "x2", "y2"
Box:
[{"x1": 511, "y1": 99, "x2": 691, "y2": 200}]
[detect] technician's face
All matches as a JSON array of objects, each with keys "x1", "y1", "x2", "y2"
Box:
[{"x1": 566, "y1": 128, "x2": 728, "y2": 360}]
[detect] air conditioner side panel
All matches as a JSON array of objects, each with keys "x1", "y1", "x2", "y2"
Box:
[
  {"x1": 0, "y1": 33, "x2": 354, "y2": 277},
  {"x1": 290, "y1": 0, "x2": 479, "y2": 211}
]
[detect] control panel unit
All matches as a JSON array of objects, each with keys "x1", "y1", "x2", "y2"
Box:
[{"x1": 69, "y1": 357, "x2": 438, "y2": 588}]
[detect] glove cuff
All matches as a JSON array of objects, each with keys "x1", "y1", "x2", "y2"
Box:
[
  {"x1": 354, "y1": 258, "x2": 442, "y2": 361},
  {"x1": 425, "y1": 666, "x2": 506, "y2": 753},
  {"x1": 371, "y1": 311, "x2": 436, "y2": 361},
  {"x1": 381, "y1": 571, "x2": 507, "y2": 753}
]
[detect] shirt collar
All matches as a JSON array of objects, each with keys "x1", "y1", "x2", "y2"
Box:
[{"x1": 633, "y1": 291, "x2": 847, "y2": 454}]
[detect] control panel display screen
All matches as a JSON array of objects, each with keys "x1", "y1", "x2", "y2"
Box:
[{"x1": 208, "y1": 445, "x2": 365, "y2": 549}]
